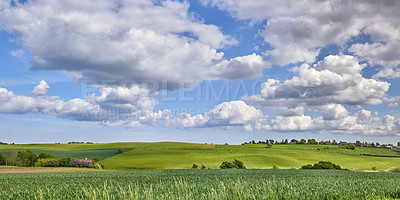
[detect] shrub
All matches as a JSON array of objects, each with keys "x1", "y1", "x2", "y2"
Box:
[
  {"x1": 35, "y1": 158, "x2": 49, "y2": 167},
  {"x1": 94, "y1": 162, "x2": 105, "y2": 169},
  {"x1": 301, "y1": 161, "x2": 342, "y2": 170},
  {"x1": 232, "y1": 159, "x2": 246, "y2": 169},
  {"x1": 301, "y1": 164, "x2": 313, "y2": 169},
  {"x1": 390, "y1": 168, "x2": 400, "y2": 173},
  {"x1": 273, "y1": 164, "x2": 280, "y2": 169},
  {"x1": 59, "y1": 157, "x2": 73, "y2": 167},
  {"x1": 220, "y1": 159, "x2": 246, "y2": 169},
  {"x1": 201, "y1": 164, "x2": 206, "y2": 169},
  {"x1": 44, "y1": 159, "x2": 59, "y2": 167},
  {"x1": 93, "y1": 157, "x2": 100, "y2": 163},
  {"x1": 118, "y1": 148, "x2": 124, "y2": 154},
  {"x1": 38, "y1": 153, "x2": 57, "y2": 160},
  {"x1": 372, "y1": 166, "x2": 378, "y2": 171},
  {"x1": 71, "y1": 159, "x2": 93, "y2": 168},
  {"x1": 192, "y1": 164, "x2": 198, "y2": 169}
]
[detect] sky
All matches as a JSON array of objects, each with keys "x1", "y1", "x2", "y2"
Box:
[{"x1": 0, "y1": 0, "x2": 400, "y2": 144}]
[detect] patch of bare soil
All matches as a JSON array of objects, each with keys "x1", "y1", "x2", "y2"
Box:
[{"x1": 0, "y1": 168, "x2": 103, "y2": 174}]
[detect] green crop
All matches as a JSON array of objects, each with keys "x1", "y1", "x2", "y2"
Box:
[{"x1": 0, "y1": 169, "x2": 400, "y2": 199}]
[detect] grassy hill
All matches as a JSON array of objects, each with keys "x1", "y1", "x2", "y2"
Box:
[{"x1": 1, "y1": 142, "x2": 399, "y2": 170}]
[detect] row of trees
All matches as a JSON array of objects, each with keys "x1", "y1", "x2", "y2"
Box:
[
  {"x1": 243, "y1": 139, "x2": 396, "y2": 148},
  {"x1": 0, "y1": 150, "x2": 55, "y2": 167},
  {"x1": 0, "y1": 150, "x2": 104, "y2": 168},
  {"x1": 243, "y1": 139, "x2": 337, "y2": 145}
]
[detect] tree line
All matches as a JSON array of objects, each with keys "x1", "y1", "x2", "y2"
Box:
[{"x1": 0, "y1": 149, "x2": 104, "y2": 168}]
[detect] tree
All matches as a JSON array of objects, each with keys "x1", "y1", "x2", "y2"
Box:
[
  {"x1": 118, "y1": 148, "x2": 124, "y2": 154},
  {"x1": 269, "y1": 139, "x2": 274, "y2": 144},
  {"x1": 300, "y1": 139, "x2": 306, "y2": 144},
  {"x1": 17, "y1": 150, "x2": 38, "y2": 167},
  {"x1": 38, "y1": 153, "x2": 57, "y2": 160},
  {"x1": 284, "y1": 139, "x2": 288, "y2": 144},
  {"x1": 332, "y1": 140, "x2": 338, "y2": 145},
  {"x1": 201, "y1": 164, "x2": 206, "y2": 169},
  {"x1": 93, "y1": 157, "x2": 100, "y2": 163},
  {"x1": 355, "y1": 141, "x2": 361, "y2": 147},
  {"x1": 4, "y1": 150, "x2": 18, "y2": 166},
  {"x1": 273, "y1": 164, "x2": 280, "y2": 169},
  {"x1": 192, "y1": 164, "x2": 198, "y2": 169},
  {"x1": 0, "y1": 152, "x2": 5, "y2": 165}
]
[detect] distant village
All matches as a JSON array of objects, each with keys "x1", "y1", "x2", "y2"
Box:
[{"x1": 242, "y1": 139, "x2": 400, "y2": 150}]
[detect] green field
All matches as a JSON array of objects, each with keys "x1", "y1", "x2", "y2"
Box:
[
  {"x1": 1, "y1": 142, "x2": 399, "y2": 170},
  {"x1": 1, "y1": 170, "x2": 400, "y2": 199}
]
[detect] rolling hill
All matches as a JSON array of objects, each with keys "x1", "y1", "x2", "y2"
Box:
[{"x1": 0, "y1": 142, "x2": 399, "y2": 170}]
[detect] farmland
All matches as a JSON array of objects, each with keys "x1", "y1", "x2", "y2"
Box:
[
  {"x1": 1, "y1": 142, "x2": 400, "y2": 170},
  {"x1": 1, "y1": 169, "x2": 400, "y2": 199}
]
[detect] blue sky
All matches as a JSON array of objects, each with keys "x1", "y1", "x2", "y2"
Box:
[{"x1": 0, "y1": 0, "x2": 399, "y2": 144}]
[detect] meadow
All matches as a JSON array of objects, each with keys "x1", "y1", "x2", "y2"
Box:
[
  {"x1": 1, "y1": 142, "x2": 400, "y2": 170},
  {"x1": 0, "y1": 169, "x2": 400, "y2": 199}
]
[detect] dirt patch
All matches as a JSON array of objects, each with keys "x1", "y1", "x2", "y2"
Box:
[{"x1": 0, "y1": 168, "x2": 103, "y2": 174}]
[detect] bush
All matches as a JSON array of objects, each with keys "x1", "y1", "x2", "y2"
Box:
[
  {"x1": 201, "y1": 164, "x2": 206, "y2": 169},
  {"x1": 94, "y1": 162, "x2": 105, "y2": 169},
  {"x1": 38, "y1": 153, "x2": 57, "y2": 160},
  {"x1": 301, "y1": 161, "x2": 342, "y2": 170},
  {"x1": 220, "y1": 159, "x2": 246, "y2": 169},
  {"x1": 118, "y1": 148, "x2": 124, "y2": 154},
  {"x1": 220, "y1": 161, "x2": 236, "y2": 169},
  {"x1": 71, "y1": 159, "x2": 94, "y2": 168},
  {"x1": 59, "y1": 157, "x2": 73, "y2": 167},
  {"x1": 372, "y1": 166, "x2": 378, "y2": 171},
  {"x1": 192, "y1": 164, "x2": 198, "y2": 169},
  {"x1": 390, "y1": 168, "x2": 400, "y2": 173},
  {"x1": 44, "y1": 159, "x2": 59, "y2": 167},
  {"x1": 93, "y1": 157, "x2": 100, "y2": 163},
  {"x1": 35, "y1": 158, "x2": 49, "y2": 167},
  {"x1": 273, "y1": 164, "x2": 280, "y2": 169}
]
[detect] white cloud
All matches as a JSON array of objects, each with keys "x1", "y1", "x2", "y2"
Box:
[
  {"x1": 10, "y1": 49, "x2": 24, "y2": 58},
  {"x1": 203, "y1": 0, "x2": 400, "y2": 77},
  {"x1": 272, "y1": 115, "x2": 314, "y2": 131},
  {"x1": 31, "y1": 80, "x2": 51, "y2": 96},
  {"x1": 245, "y1": 55, "x2": 390, "y2": 107},
  {"x1": 0, "y1": 81, "x2": 166, "y2": 126},
  {"x1": 174, "y1": 100, "x2": 263, "y2": 129},
  {"x1": 0, "y1": 0, "x2": 266, "y2": 90},
  {"x1": 320, "y1": 104, "x2": 349, "y2": 120},
  {"x1": 388, "y1": 103, "x2": 398, "y2": 108}
]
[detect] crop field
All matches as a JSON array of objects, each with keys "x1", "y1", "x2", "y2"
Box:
[
  {"x1": 0, "y1": 170, "x2": 400, "y2": 199},
  {"x1": 1, "y1": 142, "x2": 400, "y2": 170}
]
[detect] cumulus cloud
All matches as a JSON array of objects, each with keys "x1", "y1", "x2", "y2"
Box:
[
  {"x1": 0, "y1": 81, "x2": 169, "y2": 127},
  {"x1": 245, "y1": 55, "x2": 390, "y2": 108},
  {"x1": 0, "y1": 0, "x2": 267, "y2": 90},
  {"x1": 174, "y1": 100, "x2": 263, "y2": 129},
  {"x1": 252, "y1": 105, "x2": 400, "y2": 135},
  {"x1": 31, "y1": 80, "x2": 51, "y2": 96},
  {"x1": 203, "y1": 0, "x2": 400, "y2": 77}
]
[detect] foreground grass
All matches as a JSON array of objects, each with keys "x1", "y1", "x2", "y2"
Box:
[{"x1": 0, "y1": 170, "x2": 399, "y2": 199}]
